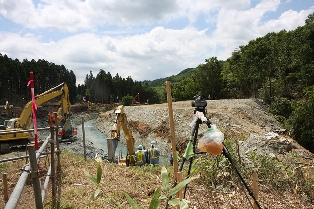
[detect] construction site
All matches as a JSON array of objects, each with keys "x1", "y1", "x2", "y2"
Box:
[
  {"x1": 2, "y1": 3, "x2": 314, "y2": 208},
  {"x1": 0, "y1": 83, "x2": 313, "y2": 208}
]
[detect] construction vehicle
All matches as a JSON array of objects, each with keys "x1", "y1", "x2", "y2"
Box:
[
  {"x1": 42, "y1": 100, "x2": 61, "y2": 107},
  {"x1": 0, "y1": 83, "x2": 75, "y2": 153},
  {"x1": 110, "y1": 105, "x2": 136, "y2": 166},
  {"x1": 132, "y1": 93, "x2": 140, "y2": 105},
  {"x1": 88, "y1": 101, "x2": 97, "y2": 111}
]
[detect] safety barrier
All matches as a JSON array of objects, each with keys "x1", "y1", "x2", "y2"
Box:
[{"x1": 1, "y1": 123, "x2": 62, "y2": 209}]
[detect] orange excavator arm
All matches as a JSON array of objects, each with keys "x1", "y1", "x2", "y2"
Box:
[{"x1": 133, "y1": 93, "x2": 140, "y2": 104}]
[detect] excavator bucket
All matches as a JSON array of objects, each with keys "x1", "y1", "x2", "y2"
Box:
[{"x1": 107, "y1": 137, "x2": 119, "y2": 163}]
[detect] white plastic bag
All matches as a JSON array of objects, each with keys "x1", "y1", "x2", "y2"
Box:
[
  {"x1": 190, "y1": 111, "x2": 208, "y2": 127},
  {"x1": 198, "y1": 124, "x2": 224, "y2": 155}
]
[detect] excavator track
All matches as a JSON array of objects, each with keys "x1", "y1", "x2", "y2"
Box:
[
  {"x1": 0, "y1": 143, "x2": 10, "y2": 154},
  {"x1": 0, "y1": 139, "x2": 30, "y2": 154}
]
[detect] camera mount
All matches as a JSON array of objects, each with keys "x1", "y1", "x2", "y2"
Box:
[{"x1": 191, "y1": 95, "x2": 207, "y2": 115}]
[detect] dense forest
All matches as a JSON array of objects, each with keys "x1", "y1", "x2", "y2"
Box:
[
  {"x1": 0, "y1": 13, "x2": 313, "y2": 152},
  {"x1": 77, "y1": 71, "x2": 160, "y2": 105},
  {"x1": 0, "y1": 56, "x2": 77, "y2": 105}
]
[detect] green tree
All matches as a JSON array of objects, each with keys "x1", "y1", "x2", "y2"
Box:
[
  {"x1": 291, "y1": 86, "x2": 314, "y2": 152},
  {"x1": 172, "y1": 77, "x2": 197, "y2": 101},
  {"x1": 121, "y1": 95, "x2": 134, "y2": 106},
  {"x1": 193, "y1": 57, "x2": 224, "y2": 99}
]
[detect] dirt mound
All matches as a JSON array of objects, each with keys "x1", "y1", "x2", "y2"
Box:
[
  {"x1": 95, "y1": 99, "x2": 286, "y2": 155},
  {"x1": 128, "y1": 120, "x2": 152, "y2": 137}
]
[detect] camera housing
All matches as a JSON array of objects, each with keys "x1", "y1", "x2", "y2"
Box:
[
  {"x1": 191, "y1": 95, "x2": 207, "y2": 108},
  {"x1": 192, "y1": 95, "x2": 207, "y2": 115}
]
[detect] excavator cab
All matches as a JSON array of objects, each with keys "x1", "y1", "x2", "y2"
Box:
[
  {"x1": 5, "y1": 119, "x2": 18, "y2": 129},
  {"x1": 50, "y1": 110, "x2": 77, "y2": 141},
  {"x1": 87, "y1": 101, "x2": 97, "y2": 111}
]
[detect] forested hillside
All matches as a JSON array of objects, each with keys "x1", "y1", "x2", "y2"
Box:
[
  {"x1": 167, "y1": 13, "x2": 314, "y2": 102},
  {"x1": 0, "y1": 55, "x2": 160, "y2": 105}
]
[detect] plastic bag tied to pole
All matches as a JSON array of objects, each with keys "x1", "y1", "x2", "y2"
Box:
[
  {"x1": 198, "y1": 124, "x2": 224, "y2": 155},
  {"x1": 189, "y1": 111, "x2": 208, "y2": 127}
]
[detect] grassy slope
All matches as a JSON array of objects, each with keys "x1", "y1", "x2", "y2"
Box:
[{"x1": 1, "y1": 150, "x2": 313, "y2": 209}]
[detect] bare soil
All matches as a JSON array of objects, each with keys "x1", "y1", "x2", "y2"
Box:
[{"x1": 95, "y1": 99, "x2": 311, "y2": 158}]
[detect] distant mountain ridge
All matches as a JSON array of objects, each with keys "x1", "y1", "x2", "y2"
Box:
[{"x1": 143, "y1": 68, "x2": 195, "y2": 87}]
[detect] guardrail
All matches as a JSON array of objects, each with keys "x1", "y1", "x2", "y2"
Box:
[{"x1": 1, "y1": 117, "x2": 62, "y2": 209}]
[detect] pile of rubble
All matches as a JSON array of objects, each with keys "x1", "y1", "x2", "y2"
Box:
[{"x1": 94, "y1": 99, "x2": 311, "y2": 161}]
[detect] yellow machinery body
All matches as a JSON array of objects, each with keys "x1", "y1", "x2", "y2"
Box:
[
  {"x1": 0, "y1": 83, "x2": 75, "y2": 153},
  {"x1": 111, "y1": 105, "x2": 135, "y2": 165}
]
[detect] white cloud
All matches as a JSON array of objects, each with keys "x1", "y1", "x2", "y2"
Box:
[
  {"x1": 196, "y1": 0, "x2": 312, "y2": 60},
  {"x1": 0, "y1": 32, "x2": 42, "y2": 59},
  {"x1": 177, "y1": 0, "x2": 251, "y2": 23},
  {"x1": 59, "y1": 27, "x2": 212, "y2": 82},
  {"x1": 0, "y1": 0, "x2": 313, "y2": 85},
  {"x1": 259, "y1": 9, "x2": 313, "y2": 33},
  {"x1": 0, "y1": 0, "x2": 179, "y2": 32}
]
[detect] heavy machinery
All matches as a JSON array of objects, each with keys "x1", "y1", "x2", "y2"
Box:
[
  {"x1": 0, "y1": 83, "x2": 75, "y2": 153},
  {"x1": 110, "y1": 105, "x2": 136, "y2": 165},
  {"x1": 42, "y1": 100, "x2": 61, "y2": 107},
  {"x1": 87, "y1": 101, "x2": 97, "y2": 111},
  {"x1": 132, "y1": 93, "x2": 140, "y2": 105}
]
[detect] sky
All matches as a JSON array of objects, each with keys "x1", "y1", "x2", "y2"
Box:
[{"x1": 0, "y1": 0, "x2": 313, "y2": 85}]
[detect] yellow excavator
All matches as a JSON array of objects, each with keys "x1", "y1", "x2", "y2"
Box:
[
  {"x1": 110, "y1": 105, "x2": 136, "y2": 166},
  {"x1": 0, "y1": 83, "x2": 75, "y2": 153},
  {"x1": 88, "y1": 101, "x2": 97, "y2": 111}
]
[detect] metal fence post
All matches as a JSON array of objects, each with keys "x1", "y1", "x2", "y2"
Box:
[
  {"x1": 50, "y1": 126, "x2": 56, "y2": 208},
  {"x1": 82, "y1": 117, "x2": 86, "y2": 160},
  {"x1": 27, "y1": 144, "x2": 43, "y2": 209},
  {"x1": 54, "y1": 112, "x2": 62, "y2": 209},
  {"x1": 3, "y1": 172, "x2": 8, "y2": 203}
]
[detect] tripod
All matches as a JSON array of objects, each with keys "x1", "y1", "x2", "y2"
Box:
[{"x1": 176, "y1": 107, "x2": 262, "y2": 209}]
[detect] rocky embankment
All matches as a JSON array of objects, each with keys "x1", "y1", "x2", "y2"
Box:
[{"x1": 94, "y1": 99, "x2": 313, "y2": 163}]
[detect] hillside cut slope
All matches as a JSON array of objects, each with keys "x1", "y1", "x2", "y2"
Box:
[{"x1": 95, "y1": 99, "x2": 313, "y2": 164}]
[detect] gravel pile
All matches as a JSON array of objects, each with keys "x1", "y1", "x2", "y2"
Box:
[{"x1": 94, "y1": 99, "x2": 285, "y2": 156}]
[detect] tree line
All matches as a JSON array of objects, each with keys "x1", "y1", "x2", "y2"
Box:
[
  {"x1": 0, "y1": 55, "x2": 77, "y2": 105},
  {"x1": 169, "y1": 14, "x2": 314, "y2": 102},
  {"x1": 76, "y1": 70, "x2": 160, "y2": 105}
]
